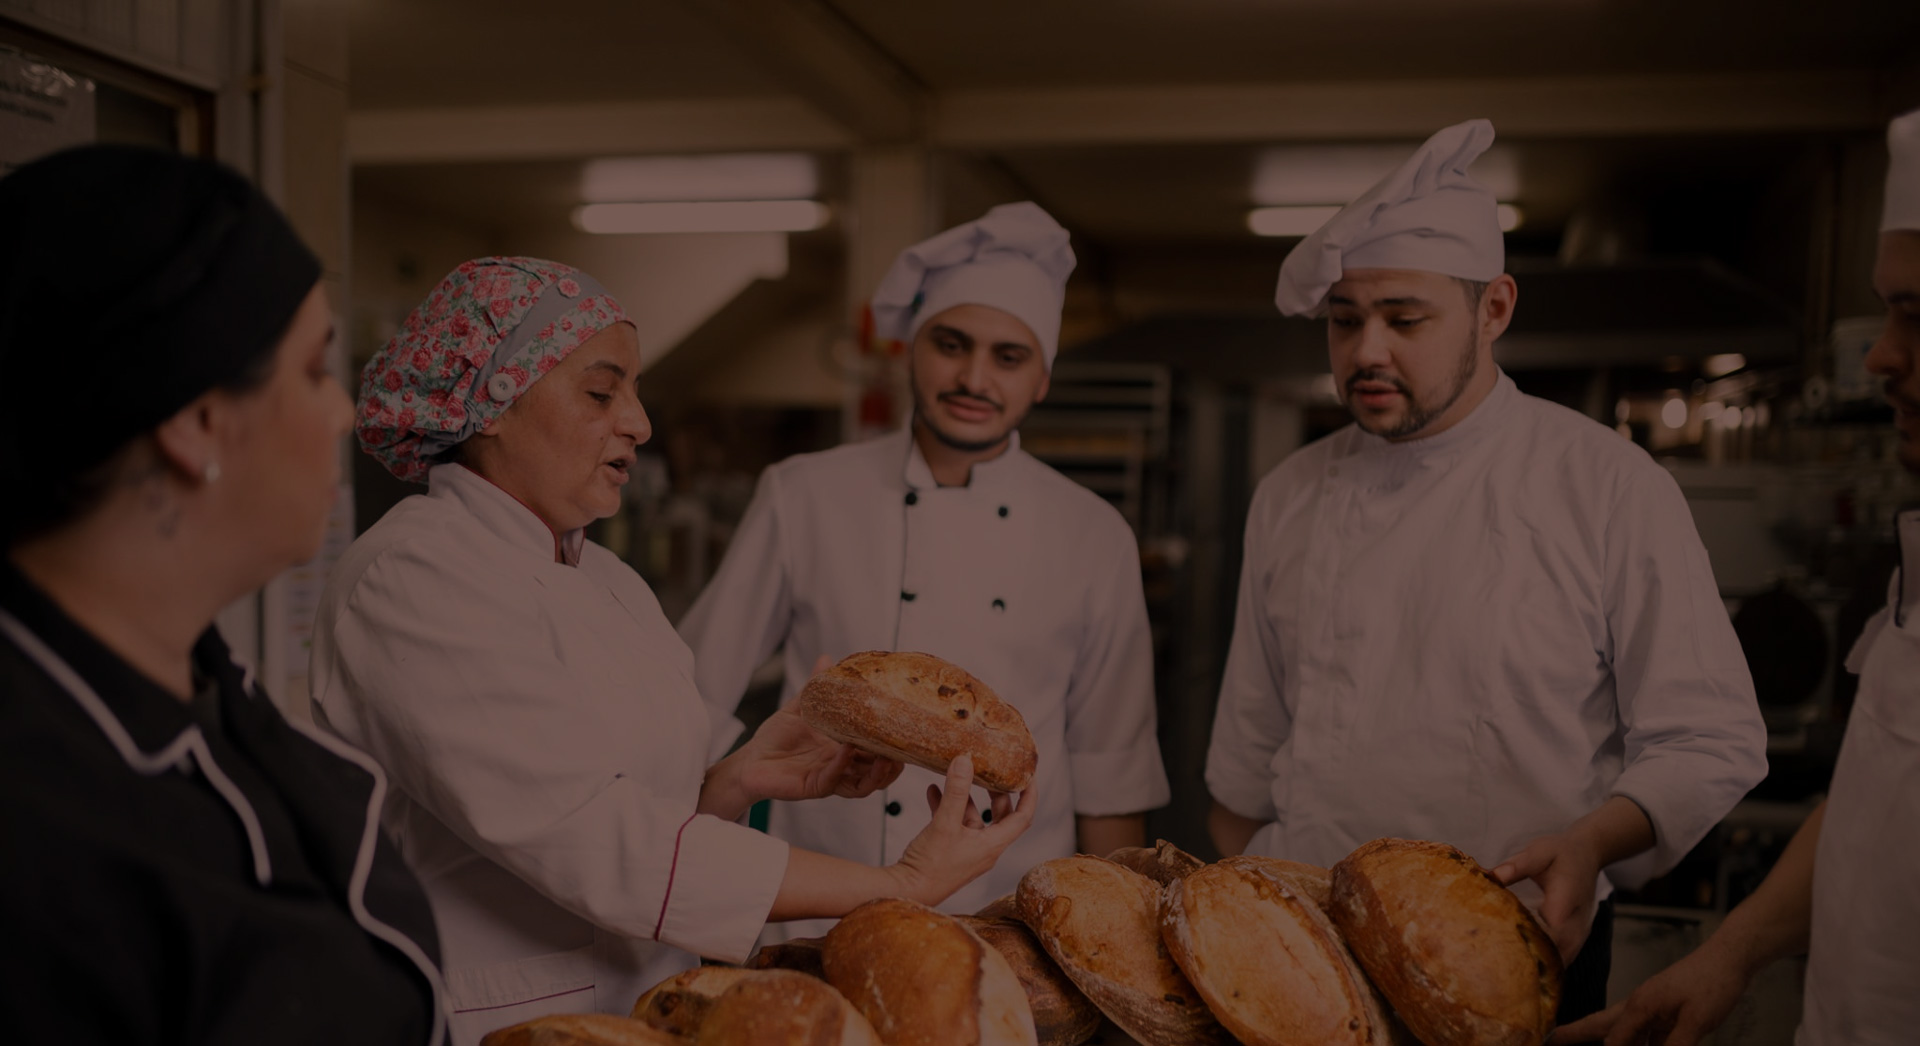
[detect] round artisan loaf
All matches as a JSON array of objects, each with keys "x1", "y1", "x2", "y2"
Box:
[
  {"x1": 823, "y1": 897, "x2": 1039, "y2": 1046},
  {"x1": 479, "y1": 1013, "x2": 683, "y2": 1046},
  {"x1": 1220, "y1": 854, "x2": 1332, "y2": 910},
  {"x1": 628, "y1": 965, "x2": 755, "y2": 1036},
  {"x1": 698, "y1": 969, "x2": 883, "y2": 1046},
  {"x1": 1014, "y1": 856, "x2": 1231, "y2": 1046},
  {"x1": 1162, "y1": 860, "x2": 1399, "y2": 1046},
  {"x1": 747, "y1": 935, "x2": 828, "y2": 979},
  {"x1": 1329, "y1": 838, "x2": 1563, "y2": 1046},
  {"x1": 956, "y1": 916, "x2": 1103, "y2": 1046},
  {"x1": 795, "y1": 651, "x2": 1037, "y2": 791},
  {"x1": 1106, "y1": 839, "x2": 1206, "y2": 887}
]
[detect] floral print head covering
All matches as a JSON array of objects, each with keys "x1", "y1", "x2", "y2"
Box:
[{"x1": 357, "y1": 256, "x2": 630, "y2": 482}]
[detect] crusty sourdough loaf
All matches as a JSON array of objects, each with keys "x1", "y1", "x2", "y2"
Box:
[
  {"x1": 1220, "y1": 854, "x2": 1333, "y2": 910},
  {"x1": 956, "y1": 916, "x2": 1103, "y2": 1046},
  {"x1": 1330, "y1": 838, "x2": 1563, "y2": 1046},
  {"x1": 697, "y1": 968, "x2": 883, "y2": 1046},
  {"x1": 1014, "y1": 856, "x2": 1231, "y2": 1046},
  {"x1": 795, "y1": 651, "x2": 1037, "y2": 791},
  {"x1": 479, "y1": 1013, "x2": 683, "y2": 1046},
  {"x1": 1162, "y1": 859, "x2": 1398, "y2": 1046},
  {"x1": 822, "y1": 897, "x2": 1039, "y2": 1046},
  {"x1": 628, "y1": 965, "x2": 755, "y2": 1036},
  {"x1": 973, "y1": 894, "x2": 1022, "y2": 921},
  {"x1": 747, "y1": 936, "x2": 828, "y2": 979},
  {"x1": 1106, "y1": 839, "x2": 1206, "y2": 887}
]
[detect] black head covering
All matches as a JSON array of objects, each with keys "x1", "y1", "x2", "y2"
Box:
[{"x1": 0, "y1": 145, "x2": 320, "y2": 537}]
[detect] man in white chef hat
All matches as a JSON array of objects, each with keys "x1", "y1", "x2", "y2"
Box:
[
  {"x1": 680, "y1": 201, "x2": 1171, "y2": 940},
  {"x1": 1552, "y1": 108, "x2": 1920, "y2": 1046},
  {"x1": 1203, "y1": 119, "x2": 1769, "y2": 1024}
]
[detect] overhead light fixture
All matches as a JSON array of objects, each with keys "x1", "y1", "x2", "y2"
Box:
[
  {"x1": 573, "y1": 200, "x2": 831, "y2": 235},
  {"x1": 1247, "y1": 205, "x2": 1343, "y2": 237},
  {"x1": 1497, "y1": 204, "x2": 1523, "y2": 232},
  {"x1": 1661, "y1": 396, "x2": 1689, "y2": 430},
  {"x1": 581, "y1": 153, "x2": 818, "y2": 203},
  {"x1": 1704, "y1": 353, "x2": 1747, "y2": 378}
]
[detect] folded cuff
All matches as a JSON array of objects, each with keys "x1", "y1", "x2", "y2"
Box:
[
  {"x1": 652, "y1": 815, "x2": 789, "y2": 964},
  {"x1": 1068, "y1": 745, "x2": 1171, "y2": 817}
]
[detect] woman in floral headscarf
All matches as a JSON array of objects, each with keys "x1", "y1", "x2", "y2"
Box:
[{"x1": 311, "y1": 257, "x2": 1034, "y2": 1044}]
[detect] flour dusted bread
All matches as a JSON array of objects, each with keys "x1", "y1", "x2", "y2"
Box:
[
  {"x1": 628, "y1": 965, "x2": 755, "y2": 1036},
  {"x1": 824, "y1": 897, "x2": 1038, "y2": 1046},
  {"x1": 698, "y1": 969, "x2": 883, "y2": 1046},
  {"x1": 1015, "y1": 856, "x2": 1230, "y2": 1046},
  {"x1": 1220, "y1": 854, "x2": 1333, "y2": 910},
  {"x1": 956, "y1": 916, "x2": 1102, "y2": 1046},
  {"x1": 1163, "y1": 860, "x2": 1398, "y2": 1046},
  {"x1": 796, "y1": 651, "x2": 1036, "y2": 791},
  {"x1": 1330, "y1": 838, "x2": 1562, "y2": 1046},
  {"x1": 1106, "y1": 839, "x2": 1205, "y2": 887},
  {"x1": 479, "y1": 1013, "x2": 682, "y2": 1046}
]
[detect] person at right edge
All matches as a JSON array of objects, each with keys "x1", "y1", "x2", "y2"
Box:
[
  {"x1": 1202, "y1": 118, "x2": 1770, "y2": 1027},
  {"x1": 1551, "y1": 108, "x2": 1920, "y2": 1046}
]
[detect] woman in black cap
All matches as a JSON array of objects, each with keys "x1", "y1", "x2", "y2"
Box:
[{"x1": 0, "y1": 146, "x2": 445, "y2": 1044}]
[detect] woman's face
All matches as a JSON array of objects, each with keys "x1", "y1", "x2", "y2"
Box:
[
  {"x1": 471, "y1": 322, "x2": 651, "y2": 535},
  {"x1": 216, "y1": 282, "x2": 354, "y2": 567}
]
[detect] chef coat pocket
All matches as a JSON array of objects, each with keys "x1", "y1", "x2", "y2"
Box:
[{"x1": 445, "y1": 946, "x2": 600, "y2": 1046}]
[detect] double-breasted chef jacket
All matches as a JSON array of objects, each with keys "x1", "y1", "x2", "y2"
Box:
[
  {"x1": 310, "y1": 464, "x2": 789, "y2": 1045},
  {"x1": 1207, "y1": 372, "x2": 1769, "y2": 905},
  {"x1": 0, "y1": 560, "x2": 446, "y2": 1045},
  {"x1": 1800, "y1": 507, "x2": 1920, "y2": 1044},
  {"x1": 678, "y1": 426, "x2": 1171, "y2": 941}
]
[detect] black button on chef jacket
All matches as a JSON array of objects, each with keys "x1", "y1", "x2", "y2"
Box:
[{"x1": 0, "y1": 561, "x2": 444, "y2": 1044}]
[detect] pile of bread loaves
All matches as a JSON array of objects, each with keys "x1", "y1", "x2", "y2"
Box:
[{"x1": 480, "y1": 653, "x2": 1563, "y2": 1046}]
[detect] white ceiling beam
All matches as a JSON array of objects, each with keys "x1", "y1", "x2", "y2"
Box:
[
  {"x1": 932, "y1": 71, "x2": 1893, "y2": 148},
  {"x1": 679, "y1": 0, "x2": 924, "y2": 144},
  {"x1": 348, "y1": 97, "x2": 854, "y2": 165}
]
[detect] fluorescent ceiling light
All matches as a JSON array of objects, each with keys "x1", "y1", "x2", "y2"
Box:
[
  {"x1": 1661, "y1": 396, "x2": 1689, "y2": 430},
  {"x1": 1251, "y1": 144, "x2": 1522, "y2": 206},
  {"x1": 573, "y1": 200, "x2": 831, "y2": 235},
  {"x1": 581, "y1": 153, "x2": 818, "y2": 203},
  {"x1": 1247, "y1": 205, "x2": 1342, "y2": 237}
]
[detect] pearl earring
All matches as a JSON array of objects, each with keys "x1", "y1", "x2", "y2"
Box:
[{"x1": 203, "y1": 461, "x2": 222, "y2": 484}]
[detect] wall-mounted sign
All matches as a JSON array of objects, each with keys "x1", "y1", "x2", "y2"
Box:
[{"x1": 0, "y1": 45, "x2": 96, "y2": 175}]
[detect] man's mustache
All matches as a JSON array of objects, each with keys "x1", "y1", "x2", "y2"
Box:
[
  {"x1": 1346, "y1": 369, "x2": 1411, "y2": 397},
  {"x1": 938, "y1": 390, "x2": 1003, "y2": 412}
]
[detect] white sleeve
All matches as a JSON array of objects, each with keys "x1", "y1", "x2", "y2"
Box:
[
  {"x1": 311, "y1": 543, "x2": 790, "y2": 965},
  {"x1": 1602, "y1": 466, "x2": 1769, "y2": 887},
  {"x1": 677, "y1": 467, "x2": 794, "y2": 756},
  {"x1": 1204, "y1": 484, "x2": 1292, "y2": 823},
  {"x1": 1061, "y1": 519, "x2": 1170, "y2": 817}
]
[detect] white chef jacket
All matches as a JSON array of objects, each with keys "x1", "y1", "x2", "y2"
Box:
[
  {"x1": 678, "y1": 426, "x2": 1170, "y2": 940},
  {"x1": 1799, "y1": 507, "x2": 1920, "y2": 1045},
  {"x1": 310, "y1": 464, "x2": 789, "y2": 1045},
  {"x1": 1206, "y1": 372, "x2": 1768, "y2": 902}
]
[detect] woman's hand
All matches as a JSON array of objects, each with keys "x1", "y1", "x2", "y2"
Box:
[
  {"x1": 888, "y1": 753, "x2": 1037, "y2": 907},
  {"x1": 736, "y1": 707, "x2": 904, "y2": 804}
]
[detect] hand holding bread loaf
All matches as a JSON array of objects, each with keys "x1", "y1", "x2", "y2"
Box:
[{"x1": 796, "y1": 651, "x2": 1037, "y2": 792}]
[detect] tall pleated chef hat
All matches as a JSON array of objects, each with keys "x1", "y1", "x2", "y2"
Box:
[
  {"x1": 1275, "y1": 119, "x2": 1505, "y2": 317},
  {"x1": 870, "y1": 201, "x2": 1076, "y2": 368},
  {"x1": 1884, "y1": 108, "x2": 1920, "y2": 233}
]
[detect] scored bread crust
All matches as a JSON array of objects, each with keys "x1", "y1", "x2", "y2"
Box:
[
  {"x1": 1330, "y1": 838, "x2": 1564, "y2": 1046},
  {"x1": 628, "y1": 964, "x2": 755, "y2": 1035},
  {"x1": 795, "y1": 651, "x2": 1037, "y2": 791},
  {"x1": 1162, "y1": 861, "x2": 1397, "y2": 1046},
  {"x1": 479, "y1": 1013, "x2": 684, "y2": 1046},
  {"x1": 823, "y1": 897, "x2": 1039, "y2": 1046},
  {"x1": 956, "y1": 916, "x2": 1103, "y2": 1046},
  {"x1": 1220, "y1": 854, "x2": 1333, "y2": 911},
  {"x1": 1106, "y1": 839, "x2": 1206, "y2": 887},
  {"x1": 1014, "y1": 856, "x2": 1232, "y2": 1046},
  {"x1": 698, "y1": 969, "x2": 883, "y2": 1046},
  {"x1": 748, "y1": 936, "x2": 829, "y2": 979}
]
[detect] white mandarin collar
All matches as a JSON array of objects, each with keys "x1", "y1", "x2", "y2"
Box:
[
  {"x1": 900, "y1": 425, "x2": 1024, "y2": 493},
  {"x1": 1344, "y1": 369, "x2": 1521, "y2": 465},
  {"x1": 428, "y1": 464, "x2": 587, "y2": 566}
]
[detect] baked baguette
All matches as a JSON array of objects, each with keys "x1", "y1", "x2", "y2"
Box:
[
  {"x1": 795, "y1": 651, "x2": 1036, "y2": 791},
  {"x1": 747, "y1": 936, "x2": 828, "y2": 979},
  {"x1": 1106, "y1": 839, "x2": 1206, "y2": 887},
  {"x1": 1220, "y1": 854, "x2": 1333, "y2": 910},
  {"x1": 1162, "y1": 859, "x2": 1398, "y2": 1046},
  {"x1": 1330, "y1": 838, "x2": 1563, "y2": 1046},
  {"x1": 1014, "y1": 856, "x2": 1231, "y2": 1046},
  {"x1": 628, "y1": 964, "x2": 755, "y2": 1036},
  {"x1": 956, "y1": 916, "x2": 1102, "y2": 1046},
  {"x1": 822, "y1": 897, "x2": 1039, "y2": 1046},
  {"x1": 479, "y1": 1013, "x2": 682, "y2": 1046},
  {"x1": 698, "y1": 969, "x2": 883, "y2": 1046}
]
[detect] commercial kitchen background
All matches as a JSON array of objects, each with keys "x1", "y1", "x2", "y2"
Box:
[{"x1": 3, "y1": 1, "x2": 1916, "y2": 1041}]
